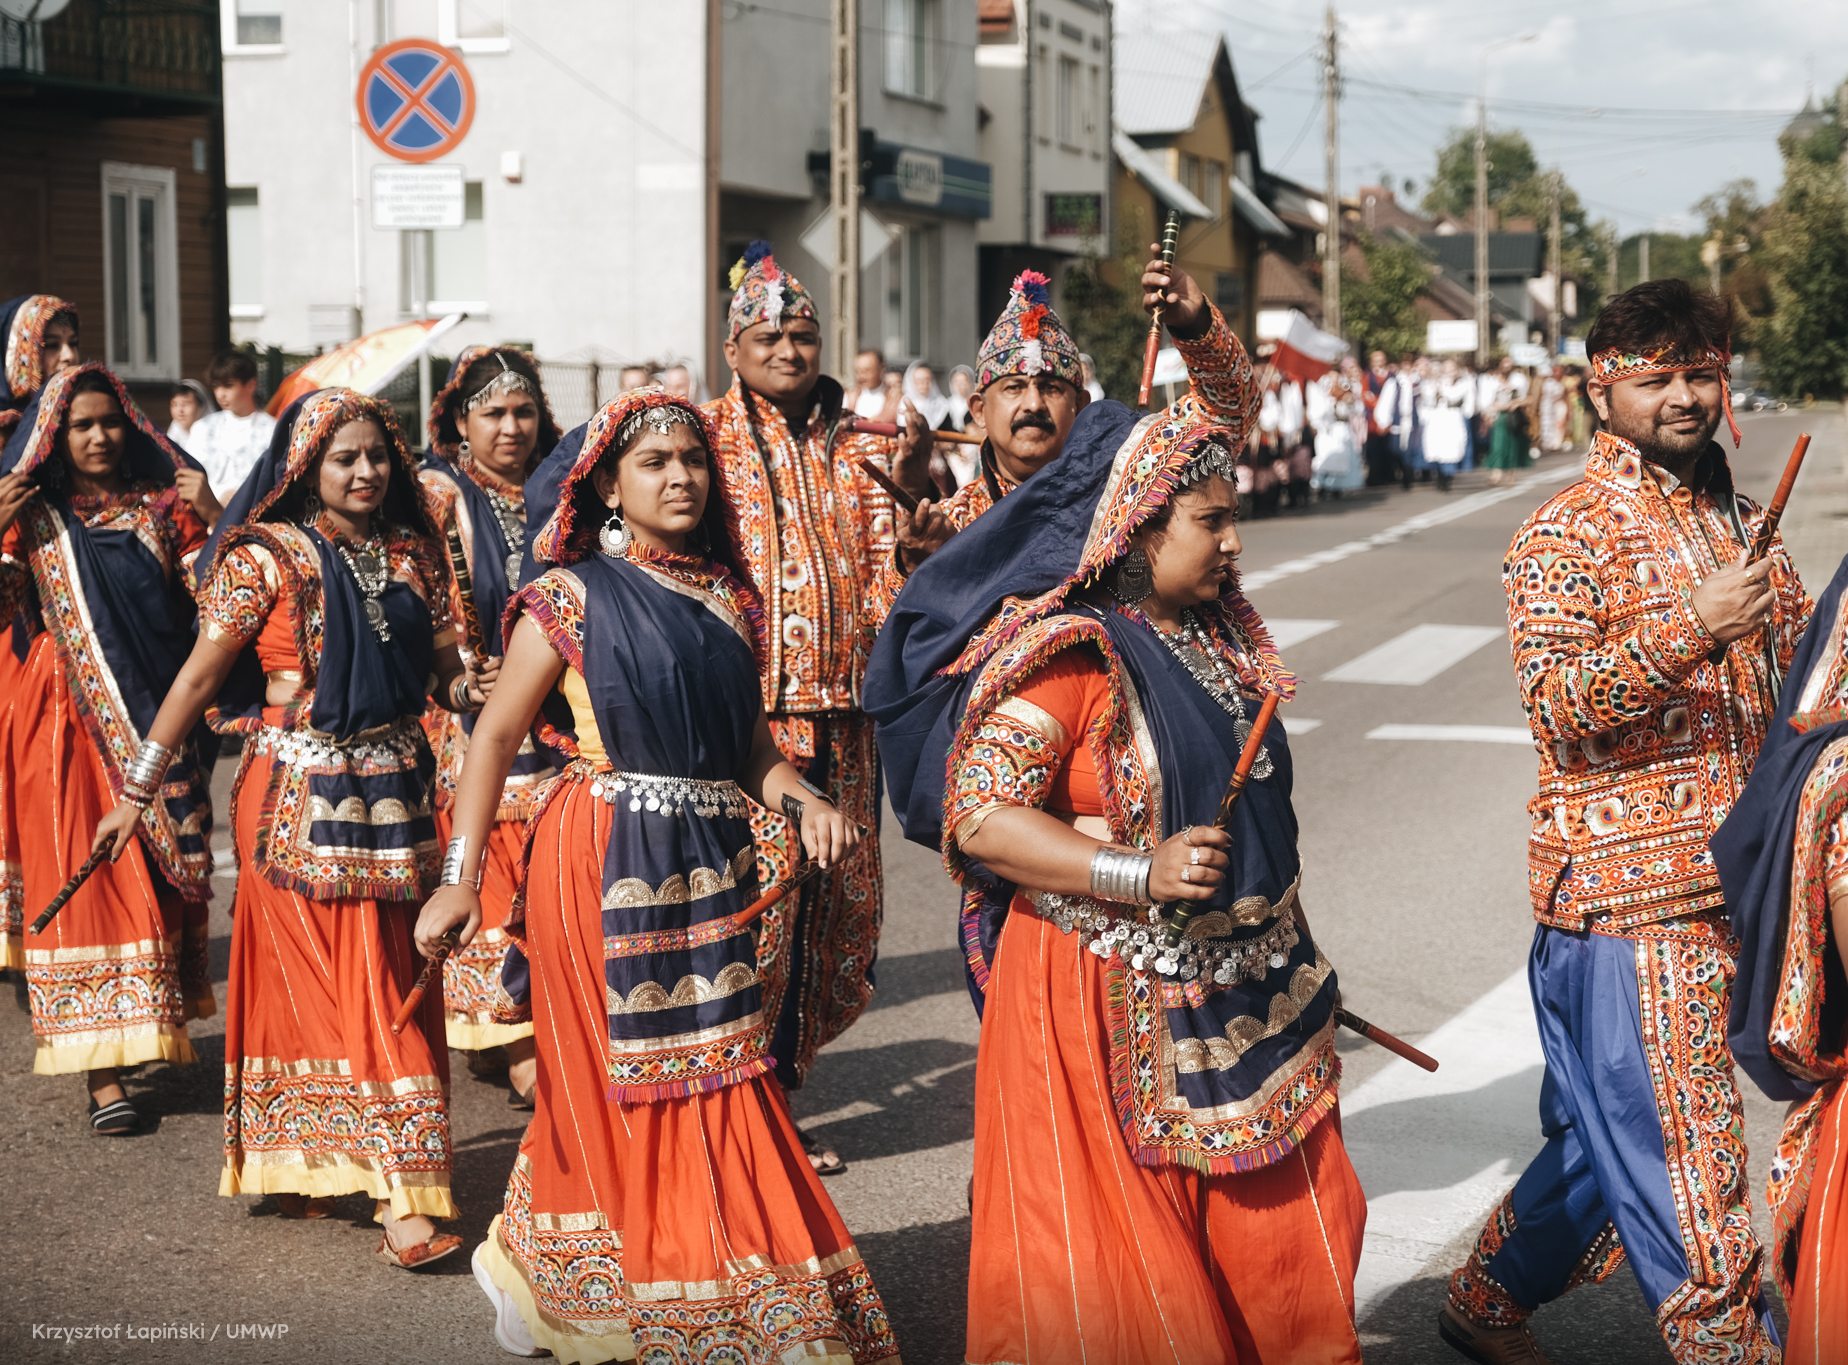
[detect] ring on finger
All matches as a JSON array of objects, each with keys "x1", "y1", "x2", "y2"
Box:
[
  {"x1": 1190, "y1": 847, "x2": 1202, "y2": 865},
  {"x1": 1181, "y1": 824, "x2": 1195, "y2": 847},
  {"x1": 1181, "y1": 866, "x2": 1191, "y2": 884}
]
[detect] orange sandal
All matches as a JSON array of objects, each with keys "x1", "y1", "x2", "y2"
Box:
[{"x1": 375, "y1": 1230, "x2": 465, "y2": 1270}]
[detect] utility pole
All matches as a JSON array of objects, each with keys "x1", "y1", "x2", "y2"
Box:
[
  {"x1": 1639, "y1": 233, "x2": 1650, "y2": 284},
  {"x1": 828, "y1": 0, "x2": 860, "y2": 377},
  {"x1": 1475, "y1": 33, "x2": 1534, "y2": 365},
  {"x1": 1547, "y1": 167, "x2": 1562, "y2": 356},
  {"x1": 1605, "y1": 223, "x2": 1618, "y2": 299},
  {"x1": 1321, "y1": 4, "x2": 1340, "y2": 337}
]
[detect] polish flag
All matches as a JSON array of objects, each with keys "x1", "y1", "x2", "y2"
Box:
[{"x1": 1260, "y1": 309, "x2": 1349, "y2": 384}]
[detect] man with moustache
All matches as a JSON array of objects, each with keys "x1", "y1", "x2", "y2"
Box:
[
  {"x1": 1439, "y1": 280, "x2": 1809, "y2": 1365},
  {"x1": 869, "y1": 245, "x2": 1251, "y2": 623}
]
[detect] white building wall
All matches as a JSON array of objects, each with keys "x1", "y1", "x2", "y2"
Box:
[{"x1": 223, "y1": 1, "x2": 710, "y2": 382}]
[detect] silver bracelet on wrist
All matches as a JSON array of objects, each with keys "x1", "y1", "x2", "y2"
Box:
[
  {"x1": 121, "y1": 738, "x2": 175, "y2": 808},
  {"x1": 440, "y1": 836, "x2": 481, "y2": 890},
  {"x1": 450, "y1": 676, "x2": 477, "y2": 712},
  {"x1": 1089, "y1": 847, "x2": 1154, "y2": 906}
]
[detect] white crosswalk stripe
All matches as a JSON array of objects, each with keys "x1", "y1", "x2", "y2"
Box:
[
  {"x1": 1343, "y1": 970, "x2": 1544, "y2": 1322},
  {"x1": 1367, "y1": 723, "x2": 1534, "y2": 745},
  {"x1": 1264, "y1": 618, "x2": 1341, "y2": 650},
  {"x1": 1325, "y1": 624, "x2": 1505, "y2": 686}
]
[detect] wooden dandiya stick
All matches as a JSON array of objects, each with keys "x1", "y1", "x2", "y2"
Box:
[
  {"x1": 1336, "y1": 1006, "x2": 1440, "y2": 1073},
  {"x1": 1158, "y1": 691, "x2": 1280, "y2": 953},
  {"x1": 722, "y1": 815, "x2": 872, "y2": 935},
  {"x1": 842, "y1": 415, "x2": 983, "y2": 446},
  {"x1": 1137, "y1": 211, "x2": 1181, "y2": 408},
  {"x1": 1708, "y1": 430, "x2": 1810, "y2": 666},
  {"x1": 856, "y1": 456, "x2": 920, "y2": 514},
  {"x1": 445, "y1": 520, "x2": 488, "y2": 661},
  {"x1": 30, "y1": 846, "x2": 110, "y2": 936},
  {"x1": 391, "y1": 927, "x2": 459, "y2": 1035}
]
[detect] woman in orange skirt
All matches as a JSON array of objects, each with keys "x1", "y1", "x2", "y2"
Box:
[
  {"x1": 867, "y1": 342, "x2": 1367, "y2": 1360},
  {"x1": 0, "y1": 364, "x2": 215, "y2": 1132},
  {"x1": 0, "y1": 293, "x2": 83, "y2": 965},
  {"x1": 419, "y1": 346, "x2": 563, "y2": 1106},
  {"x1": 95, "y1": 388, "x2": 483, "y2": 1265},
  {"x1": 416, "y1": 388, "x2": 898, "y2": 1362}
]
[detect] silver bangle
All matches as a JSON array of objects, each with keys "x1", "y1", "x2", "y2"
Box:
[
  {"x1": 1089, "y1": 847, "x2": 1154, "y2": 906},
  {"x1": 440, "y1": 836, "x2": 480, "y2": 890},
  {"x1": 121, "y1": 739, "x2": 175, "y2": 807}
]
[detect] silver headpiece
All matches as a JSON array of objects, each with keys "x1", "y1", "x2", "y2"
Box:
[
  {"x1": 463, "y1": 353, "x2": 541, "y2": 414},
  {"x1": 614, "y1": 400, "x2": 703, "y2": 451},
  {"x1": 1176, "y1": 441, "x2": 1236, "y2": 489}
]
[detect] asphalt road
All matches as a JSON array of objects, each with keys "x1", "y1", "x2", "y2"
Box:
[{"x1": 4, "y1": 405, "x2": 1841, "y2": 1365}]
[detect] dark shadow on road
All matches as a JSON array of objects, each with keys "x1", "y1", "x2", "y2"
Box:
[
  {"x1": 793, "y1": 1038, "x2": 978, "y2": 1161},
  {"x1": 1341, "y1": 1065, "x2": 1545, "y2": 1198},
  {"x1": 856, "y1": 1217, "x2": 970, "y2": 1365},
  {"x1": 1361, "y1": 1268, "x2": 1677, "y2": 1365},
  {"x1": 867, "y1": 947, "x2": 968, "y2": 1013}
]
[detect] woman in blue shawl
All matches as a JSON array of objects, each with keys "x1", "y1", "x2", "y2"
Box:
[
  {"x1": 418, "y1": 345, "x2": 563, "y2": 1098},
  {"x1": 0, "y1": 363, "x2": 215, "y2": 1134},
  {"x1": 93, "y1": 388, "x2": 481, "y2": 1267},
  {"x1": 414, "y1": 387, "x2": 895, "y2": 1364},
  {"x1": 863, "y1": 401, "x2": 1366, "y2": 1363}
]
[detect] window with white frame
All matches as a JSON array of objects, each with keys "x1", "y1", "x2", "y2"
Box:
[
  {"x1": 222, "y1": 0, "x2": 283, "y2": 53},
  {"x1": 438, "y1": 0, "x2": 508, "y2": 54},
  {"x1": 102, "y1": 163, "x2": 180, "y2": 380},
  {"x1": 227, "y1": 187, "x2": 263, "y2": 318},
  {"x1": 884, "y1": 0, "x2": 936, "y2": 100}
]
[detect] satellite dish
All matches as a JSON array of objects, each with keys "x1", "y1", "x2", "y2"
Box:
[{"x1": 0, "y1": 0, "x2": 73, "y2": 20}]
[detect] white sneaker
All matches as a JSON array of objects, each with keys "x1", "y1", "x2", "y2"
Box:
[{"x1": 472, "y1": 1241, "x2": 548, "y2": 1357}]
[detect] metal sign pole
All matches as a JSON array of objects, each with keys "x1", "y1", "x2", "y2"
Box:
[{"x1": 829, "y1": 0, "x2": 859, "y2": 378}]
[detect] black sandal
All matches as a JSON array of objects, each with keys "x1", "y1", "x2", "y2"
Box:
[
  {"x1": 799, "y1": 1127, "x2": 847, "y2": 1176},
  {"x1": 88, "y1": 1096, "x2": 141, "y2": 1136}
]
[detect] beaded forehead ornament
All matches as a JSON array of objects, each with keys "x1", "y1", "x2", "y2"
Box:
[{"x1": 1590, "y1": 340, "x2": 1740, "y2": 447}]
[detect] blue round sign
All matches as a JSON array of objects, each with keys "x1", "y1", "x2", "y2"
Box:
[{"x1": 357, "y1": 39, "x2": 476, "y2": 163}]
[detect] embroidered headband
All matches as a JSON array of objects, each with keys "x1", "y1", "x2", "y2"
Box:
[
  {"x1": 1590, "y1": 340, "x2": 1740, "y2": 447},
  {"x1": 463, "y1": 352, "x2": 540, "y2": 414}
]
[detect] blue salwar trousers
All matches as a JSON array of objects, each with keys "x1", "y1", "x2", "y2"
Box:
[{"x1": 1446, "y1": 916, "x2": 1780, "y2": 1363}]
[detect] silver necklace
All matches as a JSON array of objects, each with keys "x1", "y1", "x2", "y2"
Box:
[
  {"x1": 477, "y1": 478, "x2": 526, "y2": 583},
  {"x1": 1153, "y1": 608, "x2": 1273, "y2": 781},
  {"x1": 333, "y1": 535, "x2": 392, "y2": 642}
]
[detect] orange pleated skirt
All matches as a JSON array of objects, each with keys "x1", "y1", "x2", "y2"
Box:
[
  {"x1": 477, "y1": 774, "x2": 898, "y2": 1364},
  {"x1": 3, "y1": 633, "x2": 211, "y2": 1072},
  {"x1": 1786, "y1": 1080, "x2": 1848, "y2": 1365},
  {"x1": 969, "y1": 905, "x2": 1366, "y2": 1365},
  {"x1": 433, "y1": 807, "x2": 533, "y2": 1051},
  {"x1": 217, "y1": 747, "x2": 455, "y2": 1219}
]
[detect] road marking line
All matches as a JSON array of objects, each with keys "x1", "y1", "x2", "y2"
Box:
[
  {"x1": 1343, "y1": 969, "x2": 1544, "y2": 1322},
  {"x1": 1366, "y1": 723, "x2": 1533, "y2": 745},
  {"x1": 1324, "y1": 624, "x2": 1505, "y2": 686},
  {"x1": 1242, "y1": 462, "x2": 1583, "y2": 594},
  {"x1": 1281, "y1": 717, "x2": 1323, "y2": 735},
  {"x1": 1266, "y1": 618, "x2": 1341, "y2": 650}
]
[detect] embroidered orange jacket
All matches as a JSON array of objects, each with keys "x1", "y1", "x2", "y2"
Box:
[
  {"x1": 704, "y1": 377, "x2": 899, "y2": 717},
  {"x1": 1505, "y1": 432, "x2": 1811, "y2": 931}
]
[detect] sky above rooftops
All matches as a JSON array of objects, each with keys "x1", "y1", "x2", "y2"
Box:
[{"x1": 1114, "y1": 0, "x2": 1842, "y2": 236}]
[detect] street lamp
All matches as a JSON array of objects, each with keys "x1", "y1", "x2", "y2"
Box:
[{"x1": 1475, "y1": 31, "x2": 1537, "y2": 366}]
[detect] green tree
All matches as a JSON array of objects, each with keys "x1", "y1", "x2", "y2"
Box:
[
  {"x1": 1423, "y1": 127, "x2": 1608, "y2": 319},
  {"x1": 1340, "y1": 233, "x2": 1429, "y2": 359},
  {"x1": 1758, "y1": 122, "x2": 1848, "y2": 399}
]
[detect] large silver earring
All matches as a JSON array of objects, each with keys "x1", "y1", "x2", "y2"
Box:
[
  {"x1": 598, "y1": 507, "x2": 631, "y2": 557},
  {"x1": 458, "y1": 437, "x2": 471, "y2": 459},
  {"x1": 301, "y1": 490, "x2": 324, "y2": 527},
  {"x1": 1110, "y1": 546, "x2": 1153, "y2": 606}
]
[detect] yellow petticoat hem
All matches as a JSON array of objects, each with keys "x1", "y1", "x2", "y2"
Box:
[
  {"x1": 483, "y1": 1216, "x2": 637, "y2": 1364},
  {"x1": 0, "y1": 936, "x2": 23, "y2": 971},
  {"x1": 220, "y1": 1158, "x2": 458, "y2": 1221},
  {"x1": 34, "y1": 1028, "x2": 195, "y2": 1076},
  {"x1": 447, "y1": 1015, "x2": 534, "y2": 1051}
]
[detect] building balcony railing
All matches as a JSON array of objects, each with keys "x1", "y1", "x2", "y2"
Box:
[{"x1": 0, "y1": 0, "x2": 220, "y2": 109}]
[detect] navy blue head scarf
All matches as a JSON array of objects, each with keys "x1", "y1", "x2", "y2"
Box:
[{"x1": 1713, "y1": 554, "x2": 1848, "y2": 1101}]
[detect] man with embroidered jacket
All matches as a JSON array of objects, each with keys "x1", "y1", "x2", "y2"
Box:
[
  {"x1": 1439, "y1": 280, "x2": 1810, "y2": 1365},
  {"x1": 703, "y1": 242, "x2": 932, "y2": 1166},
  {"x1": 869, "y1": 247, "x2": 1254, "y2": 627}
]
